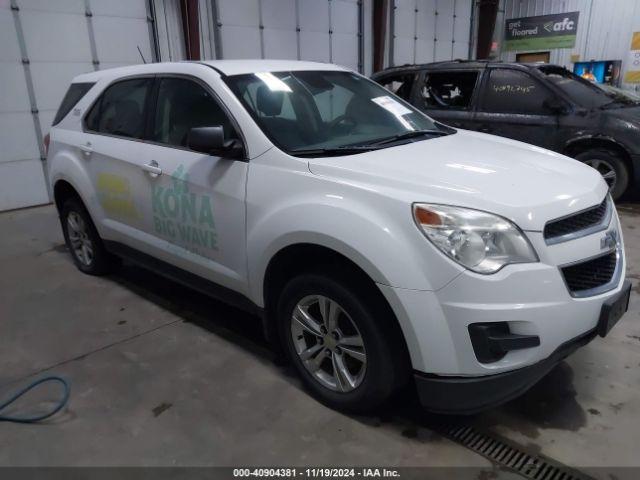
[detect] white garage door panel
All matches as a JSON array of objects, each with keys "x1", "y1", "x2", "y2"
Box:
[
  {"x1": 331, "y1": 0, "x2": 358, "y2": 34},
  {"x1": 0, "y1": 160, "x2": 49, "y2": 211},
  {"x1": 18, "y1": 0, "x2": 84, "y2": 14},
  {"x1": 394, "y1": 1, "x2": 415, "y2": 40},
  {"x1": 90, "y1": 0, "x2": 147, "y2": 18},
  {"x1": 30, "y1": 62, "x2": 92, "y2": 113},
  {"x1": 20, "y1": 10, "x2": 91, "y2": 62},
  {"x1": 415, "y1": 39, "x2": 434, "y2": 64},
  {"x1": 221, "y1": 25, "x2": 261, "y2": 59},
  {"x1": 435, "y1": 1, "x2": 454, "y2": 44},
  {"x1": 0, "y1": 9, "x2": 20, "y2": 62},
  {"x1": 299, "y1": 0, "x2": 329, "y2": 32},
  {"x1": 261, "y1": 0, "x2": 296, "y2": 29},
  {"x1": 0, "y1": 64, "x2": 31, "y2": 113},
  {"x1": 0, "y1": 113, "x2": 39, "y2": 163},
  {"x1": 454, "y1": 0, "x2": 472, "y2": 42},
  {"x1": 300, "y1": 31, "x2": 330, "y2": 62},
  {"x1": 264, "y1": 29, "x2": 298, "y2": 60},
  {"x1": 93, "y1": 16, "x2": 153, "y2": 64},
  {"x1": 332, "y1": 33, "x2": 358, "y2": 70},
  {"x1": 416, "y1": 0, "x2": 436, "y2": 40},
  {"x1": 393, "y1": 37, "x2": 414, "y2": 65},
  {"x1": 38, "y1": 111, "x2": 56, "y2": 135},
  {"x1": 218, "y1": 0, "x2": 259, "y2": 27}
]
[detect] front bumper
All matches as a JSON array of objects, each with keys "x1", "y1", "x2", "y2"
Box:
[
  {"x1": 414, "y1": 279, "x2": 630, "y2": 413},
  {"x1": 414, "y1": 326, "x2": 598, "y2": 414}
]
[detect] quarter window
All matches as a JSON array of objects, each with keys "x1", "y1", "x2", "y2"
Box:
[
  {"x1": 481, "y1": 69, "x2": 552, "y2": 115},
  {"x1": 85, "y1": 78, "x2": 152, "y2": 139},
  {"x1": 420, "y1": 71, "x2": 479, "y2": 109},
  {"x1": 152, "y1": 78, "x2": 237, "y2": 148}
]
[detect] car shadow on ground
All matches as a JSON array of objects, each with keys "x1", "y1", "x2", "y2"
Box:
[{"x1": 104, "y1": 260, "x2": 588, "y2": 448}]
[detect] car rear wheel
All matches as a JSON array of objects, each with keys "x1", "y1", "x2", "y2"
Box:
[
  {"x1": 60, "y1": 198, "x2": 116, "y2": 275},
  {"x1": 576, "y1": 149, "x2": 629, "y2": 200},
  {"x1": 277, "y1": 272, "x2": 407, "y2": 413}
]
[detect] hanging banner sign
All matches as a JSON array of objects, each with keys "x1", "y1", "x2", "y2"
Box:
[{"x1": 504, "y1": 12, "x2": 579, "y2": 52}]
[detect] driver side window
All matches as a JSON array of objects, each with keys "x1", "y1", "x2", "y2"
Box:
[{"x1": 152, "y1": 77, "x2": 237, "y2": 148}]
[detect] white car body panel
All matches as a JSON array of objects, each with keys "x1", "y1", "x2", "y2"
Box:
[{"x1": 47, "y1": 60, "x2": 627, "y2": 384}]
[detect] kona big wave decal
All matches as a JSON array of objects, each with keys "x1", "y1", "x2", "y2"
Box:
[{"x1": 152, "y1": 165, "x2": 218, "y2": 252}]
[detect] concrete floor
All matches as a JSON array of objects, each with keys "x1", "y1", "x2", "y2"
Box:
[{"x1": 1, "y1": 204, "x2": 640, "y2": 474}]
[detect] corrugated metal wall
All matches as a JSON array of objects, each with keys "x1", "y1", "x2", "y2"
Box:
[{"x1": 496, "y1": 0, "x2": 640, "y2": 89}]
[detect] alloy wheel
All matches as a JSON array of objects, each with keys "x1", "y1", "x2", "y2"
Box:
[
  {"x1": 67, "y1": 211, "x2": 94, "y2": 266},
  {"x1": 290, "y1": 295, "x2": 367, "y2": 392}
]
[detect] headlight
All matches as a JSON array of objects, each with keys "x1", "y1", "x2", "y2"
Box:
[{"x1": 412, "y1": 203, "x2": 538, "y2": 274}]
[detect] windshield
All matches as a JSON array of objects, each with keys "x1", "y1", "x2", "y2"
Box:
[
  {"x1": 539, "y1": 66, "x2": 632, "y2": 109},
  {"x1": 597, "y1": 84, "x2": 640, "y2": 104},
  {"x1": 224, "y1": 70, "x2": 444, "y2": 155}
]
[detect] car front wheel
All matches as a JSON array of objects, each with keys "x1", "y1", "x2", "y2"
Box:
[{"x1": 277, "y1": 272, "x2": 407, "y2": 413}]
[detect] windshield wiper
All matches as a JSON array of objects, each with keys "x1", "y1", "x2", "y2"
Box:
[
  {"x1": 290, "y1": 146, "x2": 381, "y2": 157},
  {"x1": 360, "y1": 129, "x2": 450, "y2": 147}
]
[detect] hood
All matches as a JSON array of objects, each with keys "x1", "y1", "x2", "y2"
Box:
[{"x1": 307, "y1": 130, "x2": 607, "y2": 231}]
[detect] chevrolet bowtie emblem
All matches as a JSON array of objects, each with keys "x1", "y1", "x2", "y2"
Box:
[{"x1": 601, "y1": 230, "x2": 618, "y2": 250}]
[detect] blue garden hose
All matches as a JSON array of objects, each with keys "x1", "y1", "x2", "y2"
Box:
[{"x1": 0, "y1": 376, "x2": 70, "y2": 423}]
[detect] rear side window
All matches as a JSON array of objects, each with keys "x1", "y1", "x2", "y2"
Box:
[
  {"x1": 85, "y1": 78, "x2": 153, "y2": 139},
  {"x1": 53, "y1": 82, "x2": 95, "y2": 125},
  {"x1": 480, "y1": 69, "x2": 552, "y2": 115},
  {"x1": 378, "y1": 73, "x2": 416, "y2": 101},
  {"x1": 420, "y1": 71, "x2": 479, "y2": 109},
  {"x1": 151, "y1": 77, "x2": 238, "y2": 147}
]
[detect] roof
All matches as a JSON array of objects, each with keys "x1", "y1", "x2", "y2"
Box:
[
  {"x1": 72, "y1": 59, "x2": 350, "y2": 83},
  {"x1": 371, "y1": 60, "x2": 563, "y2": 77},
  {"x1": 200, "y1": 59, "x2": 349, "y2": 75}
]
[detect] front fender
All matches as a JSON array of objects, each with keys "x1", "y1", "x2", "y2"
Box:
[{"x1": 246, "y1": 193, "x2": 462, "y2": 306}]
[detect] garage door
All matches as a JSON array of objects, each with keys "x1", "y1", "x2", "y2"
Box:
[
  {"x1": 390, "y1": 0, "x2": 472, "y2": 66},
  {"x1": 210, "y1": 0, "x2": 363, "y2": 72},
  {"x1": 0, "y1": 0, "x2": 155, "y2": 211}
]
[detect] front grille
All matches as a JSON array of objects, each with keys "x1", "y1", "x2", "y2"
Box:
[
  {"x1": 561, "y1": 251, "x2": 617, "y2": 295},
  {"x1": 544, "y1": 197, "x2": 609, "y2": 243}
]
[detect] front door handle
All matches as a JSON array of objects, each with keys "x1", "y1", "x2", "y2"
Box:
[
  {"x1": 479, "y1": 125, "x2": 493, "y2": 133},
  {"x1": 142, "y1": 160, "x2": 162, "y2": 177}
]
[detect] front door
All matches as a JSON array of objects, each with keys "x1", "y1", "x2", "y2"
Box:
[
  {"x1": 137, "y1": 76, "x2": 249, "y2": 294},
  {"x1": 474, "y1": 68, "x2": 558, "y2": 149}
]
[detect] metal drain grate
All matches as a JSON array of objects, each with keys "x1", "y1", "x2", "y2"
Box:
[{"x1": 439, "y1": 424, "x2": 595, "y2": 480}]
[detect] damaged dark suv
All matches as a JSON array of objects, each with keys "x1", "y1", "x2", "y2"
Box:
[{"x1": 372, "y1": 61, "x2": 640, "y2": 200}]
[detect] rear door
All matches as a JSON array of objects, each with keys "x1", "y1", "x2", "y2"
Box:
[
  {"x1": 81, "y1": 76, "x2": 158, "y2": 247},
  {"x1": 474, "y1": 67, "x2": 559, "y2": 148},
  {"x1": 412, "y1": 69, "x2": 481, "y2": 129}
]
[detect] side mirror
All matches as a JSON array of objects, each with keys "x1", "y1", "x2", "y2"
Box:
[
  {"x1": 187, "y1": 126, "x2": 244, "y2": 158},
  {"x1": 543, "y1": 98, "x2": 568, "y2": 115}
]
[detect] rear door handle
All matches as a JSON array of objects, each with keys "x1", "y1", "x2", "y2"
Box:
[
  {"x1": 78, "y1": 142, "x2": 93, "y2": 156},
  {"x1": 142, "y1": 161, "x2": 162, "y2": 177}
]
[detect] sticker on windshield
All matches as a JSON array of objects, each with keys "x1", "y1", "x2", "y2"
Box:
[{"x1": 371, "y1": 96, "x2": 413, "y2": 116}]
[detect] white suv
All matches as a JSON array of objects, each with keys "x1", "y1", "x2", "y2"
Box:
[{"x1": 47, "y1": 60, "x2": 630, "y2": 413}]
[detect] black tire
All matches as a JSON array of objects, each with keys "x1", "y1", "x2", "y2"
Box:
[
  {"x1": 60, "y1": 197, "x2": 116, "y2": 275},
  {"x1": 277, "y1": 271, "x2": 408, "y2": 413},
  {"x1": 575, "y1": 149, "x2": 630, "y2": 201}
]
